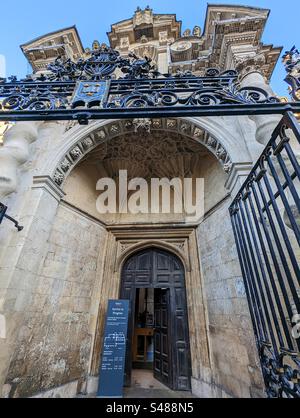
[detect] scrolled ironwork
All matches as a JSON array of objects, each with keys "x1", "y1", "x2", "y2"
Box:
[
  {"x1": 185, "y1": 90, "x2": 219, "y2": 106},
  {"x1": 219, "y1": 83, "x2": 279, "y2": 105},
  {"x1": 0, "y1": 45, "x2": 297, "y2": 122},
  {"x1": 47, "y1": 57, "x2": 80, "y2": 81},
  {"x1": 220, "y1": 69, "x2": 238, "y2": 78},
  {"x1": 1, "y1": 95, "x2": 27, "y2": 110},
  {"x1": 120, "y1": 52, "x2": 162, "y2": 80},
  {"x1": 106, "y1": 80, "x2": 280, "y2": 110},
  {"x1": 0, "y1": 88, "x2": 68, "y2": 111},
  {"x1": 205, "y1": 68, "x2": 221, "y2": 77},
  {"x1": 260, "y1": 344, "x2": 300, "y2": 398}
]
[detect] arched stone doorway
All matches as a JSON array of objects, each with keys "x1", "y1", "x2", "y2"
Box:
[{"x1": 120, "y1": 248, "x2": 192, "y2": 391}]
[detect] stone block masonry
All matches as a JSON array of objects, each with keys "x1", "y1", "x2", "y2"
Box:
[{"x1": 2, "y1": 203, "x2": 107, "y2": 398}]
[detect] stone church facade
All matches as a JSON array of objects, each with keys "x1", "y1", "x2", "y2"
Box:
[{"x1": 0, "y1": 5, "x2": 294, "y2": 398}]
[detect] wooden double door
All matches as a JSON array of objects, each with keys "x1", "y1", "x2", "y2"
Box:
[{"x1": 121, "y1": 248, "x2": 191, "y2": 391}]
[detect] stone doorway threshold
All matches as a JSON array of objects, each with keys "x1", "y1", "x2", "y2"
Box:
[
  {"x1": 124, "y1": 370, "x2": 196, "y2": 398},
  {"x1": 76, "y1": 370, "x2": 197, "y2": 398}
]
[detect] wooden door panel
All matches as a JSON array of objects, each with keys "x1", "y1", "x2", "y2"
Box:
[
  {"x1": 137, "y1": 253, "x2": 152, "y2": 269},
  {"x1": 156, "y1": 274, "x2": 170, "y2": 284},
  {"x1": 173, "y1": 273, "x2": 184, "y2": 283},
  {"x1": 125, "y1": 258, "x2": 137, "y2": 271},
  {"x1": 175, "y1": 315, "x2": 185, "y2": 342},
  {"x1": 173, "y1": 258, "x2": 183, "y2": 271},
  {"x1": 156, "y1": 253, "x2": 170, "y2": 270},
  {"x1": 123, "y1": 272, "x2": 135, "y2": 284},
  {"x1": 162, "y1": 360, "x2": 169, "y2": 376},
  {"x1": 162, "y1": 334, "x2": 168, "y2": 355},
  {"x1": 154, "y1": 288, "x2": 171, "y2": 387},
  {"x1": 154, "y1": 359, "x2": 161, "y2": 373},
  {"x1": 171, "y1": 286, "x2": 191, "y2": 391},
  {"x1": 162, "y1": 309, "x2": 168, "y2": 328},
  {"x1": 135, "y1": 273, "x2": 151, "y2": 284}
]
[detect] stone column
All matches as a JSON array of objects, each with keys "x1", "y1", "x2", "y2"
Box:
[
  {"x1": 0, "y1": 122, "x2": 41, "y2": 198},
  {"x1": 237, "y1": 55, "x2": 282, "y2": 146}
]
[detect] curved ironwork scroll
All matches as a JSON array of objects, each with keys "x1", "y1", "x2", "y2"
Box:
[
  {"x1": 106, "y1": 81, "x2": 279, "y2": 109},
  {"x1": 261, "y1": 344, "x2": 300, "y2": 398}
]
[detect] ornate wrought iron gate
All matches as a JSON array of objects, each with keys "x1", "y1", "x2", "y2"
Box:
[
  {"x1": 230, "y1": 111, "x2": 300, "y2": 398},
  {"x1": 0, "y1": 44, "x2": 300, "y2": 122}
]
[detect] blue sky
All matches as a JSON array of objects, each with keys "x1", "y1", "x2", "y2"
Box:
[{"x1": 0, "y1": 0, "x2": 299, "y2": 96}]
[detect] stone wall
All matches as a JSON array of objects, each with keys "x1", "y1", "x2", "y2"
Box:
[
  {"x1": 195, "y1": 199, "x2": 265, "y2": 398},
  {"x1": 2, "y1": 203, "x2": 107, "y2": 398}
]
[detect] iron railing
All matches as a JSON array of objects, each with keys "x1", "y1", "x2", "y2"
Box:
[
  {"x1": 0, "y1": 202, "x2": 23, "y2": 231},
  {"x1": 230, "y1": 111, "x2": 300, "y2": 398}
]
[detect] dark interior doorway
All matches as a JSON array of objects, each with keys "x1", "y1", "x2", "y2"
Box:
[
  {"x1": 120, "y1": 248, "x2": 191, "y2": 391},
  {"x1": 133, "y1": 288, "x2": 155, "y2": 371}
]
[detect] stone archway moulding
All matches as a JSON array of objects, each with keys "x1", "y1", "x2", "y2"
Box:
[
  {"x1": 116, "y1": 239, "x2": 191, "y2": 274},
  {"x1": 47, "y1": 117, "x2": 238, "y2": 188}
]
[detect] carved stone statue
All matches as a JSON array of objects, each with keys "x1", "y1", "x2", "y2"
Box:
[
  {"x1": 283, "y1": 46, "x2": 300, "y2": 101},
  {"x1": 193, "y1": 26, "x2": 201, "y2": 37},
  {"x1": 140, "y1": 35, "x2": 148, "y2": 44},
  {"x1": 92, "y1": 40, "x2": 101, "y2": 51},
  {"x1": 183, "y1": 29, "x2": 191, "y2": 37},
  {"x1": 120, "y1": 37, "x2": 130, "y2": 49}
]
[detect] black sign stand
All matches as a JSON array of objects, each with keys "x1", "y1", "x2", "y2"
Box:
[{"x1": 97, "y1": 300, "x2": 130, "y2": 398}]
